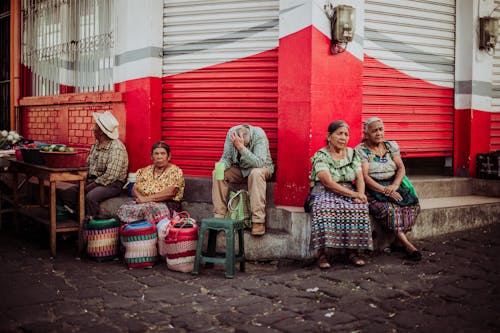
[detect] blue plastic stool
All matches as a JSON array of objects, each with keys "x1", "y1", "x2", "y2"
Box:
[{"x1": 192, "y1": 217, "x2": 245, "y2": 279}]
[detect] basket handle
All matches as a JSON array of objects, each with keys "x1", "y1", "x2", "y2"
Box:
[{"x1": 228, "y1": 190, "x2": 246, "y2": 212}]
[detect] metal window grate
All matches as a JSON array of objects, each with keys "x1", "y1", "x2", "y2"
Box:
[{"x1": 21, "y1": 0, "x2": 114, "y2": 96}]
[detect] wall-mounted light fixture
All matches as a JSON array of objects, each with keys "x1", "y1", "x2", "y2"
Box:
[
  {"x1": 324, "y1": 4, "x2": 356, "y2": 55},
  {"x1": 479, "y1": 16, "x2": 499, "y2": 52}
]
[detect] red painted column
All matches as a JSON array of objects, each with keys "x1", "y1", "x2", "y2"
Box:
[
  {"x1": 115, "y1": 77, "x2": 163, "y2": 172},
  {"x1": 274, "y1": 25, "x2": 363, "y2": 206}
]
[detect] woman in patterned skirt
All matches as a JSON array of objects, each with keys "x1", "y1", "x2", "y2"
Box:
[
  {"x1": 117, "y1": 141, "x2": 185, "y2": 224},
  {"x1": 355, "y1": 117, "x2": 421, "y2": 261},
  {"x1": 307, "y1": 121, "x2": 372, "y2": 269}
]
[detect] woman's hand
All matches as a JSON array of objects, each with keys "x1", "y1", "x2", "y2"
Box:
[
  {"x1": 388, "y1": 191, "x2": 403, "y2": 201},
  {"x1": 353, "y1": 192, "x2": 367, "y2": 204},
  {"x1": 135, "y1": 193, "x2": 149, "y2": 204},
  {"x1": 383, "y1": 184, "x2": 399, "y2": 195}
]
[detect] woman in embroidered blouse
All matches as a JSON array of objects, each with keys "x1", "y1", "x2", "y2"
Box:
[
  {"x1": 355, "y1": 117, "x2": 421, "y2": 261},
  {"x1": 307, "y1": 120, "x2": 372, "y2": 269},
  {"x1": 117, "y1": 141, "x2": 185, "y2": 224}
]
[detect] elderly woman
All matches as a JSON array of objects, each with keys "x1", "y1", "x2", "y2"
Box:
[
  {"x1": 307, "y1": 120, "x2": 372, "y2": 269},
  {"x1": 117, "y1": 141, "x2": 185, "y2": 224},
  {"x1": 355, "y1": 117, "x2": 421, "y2": 261}
]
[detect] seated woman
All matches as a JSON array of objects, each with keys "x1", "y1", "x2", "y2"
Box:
[
  {"x1": 117, "y1": 141, "x2": 185, "y2": 224},
  {"x1": 355, "y1": 117, "x2": 421, "y2": 261},
  {"x1": 307, "y1": 120, "x2": 372, "y2": 269}
]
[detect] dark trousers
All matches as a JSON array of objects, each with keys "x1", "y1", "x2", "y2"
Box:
[{"x1": 58, "y1": 179, "x2": 124, "y2": 218}]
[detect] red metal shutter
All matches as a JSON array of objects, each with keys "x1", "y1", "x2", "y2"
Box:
[
  {"x1": 363, "y1": 0, "x2": 456, "y2": 157},
  {"x1": 162, "y1": 0, "x2": 279, "y2": 176}
]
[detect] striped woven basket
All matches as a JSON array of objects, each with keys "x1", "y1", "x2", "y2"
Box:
[
  {"x1": 84, "y1": 218, "x2": 120, "y2": 261},
  {"x1": 120, "y1": 221, "x2": 158, "y2": 269},
  {"x1": 165, "y1": 212, "x2": 198, "y2": 273}
]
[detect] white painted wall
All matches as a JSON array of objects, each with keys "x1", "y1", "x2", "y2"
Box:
[
  {"x1": 114, "y1": 0, "x2": 164, "y2": 83},
  {"x1": 455, "y1": 0, "x2": 496, "y2": 112}
]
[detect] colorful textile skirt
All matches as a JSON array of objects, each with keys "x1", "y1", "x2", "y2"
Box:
[
  {"x1": 310, "y1": 184, "x2": 372, "y2": 251},
  {"x1": 367, "y1": 179, "x2": 420, "y2": 234},
  {"x1": 117, "y1": 201, "x2": 180, "y2": 225}
]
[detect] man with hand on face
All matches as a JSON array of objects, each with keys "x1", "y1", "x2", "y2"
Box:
[{"x1": 212, "y1": 124, "x2": 274, "y2": 236}]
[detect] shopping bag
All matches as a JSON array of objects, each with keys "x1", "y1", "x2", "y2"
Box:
[
  {"x1": 225, "y1": 190, "x2": 252, "y2": 229},
  {"x1": 165, "y1": 211, "x2": 198, "y2": 272},
  {"x1": 401, "y1": 175, "x2": 418, "y2": 198}
]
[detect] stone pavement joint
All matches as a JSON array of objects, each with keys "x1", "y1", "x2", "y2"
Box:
[{"x1": 0, "y1": 221, "x2": 499, "y2": 332}]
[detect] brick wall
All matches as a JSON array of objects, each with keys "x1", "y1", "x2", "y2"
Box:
[{"x1": 19, "y1": 92, "x2": 126, "y2": 147}]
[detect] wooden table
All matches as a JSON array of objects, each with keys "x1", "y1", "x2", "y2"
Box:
[{"x1": 8, "y1": 159, "x2": 88, "y2": 257}]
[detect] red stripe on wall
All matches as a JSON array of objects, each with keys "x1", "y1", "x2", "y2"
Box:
[
  {"x1": 162, "y1": 50, "x2": 278, "y2": 177},
  {"x1": 363, "y1": 55, "x2": 454, "y2": 157}
]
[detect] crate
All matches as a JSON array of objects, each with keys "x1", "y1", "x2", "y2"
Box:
[
  {"x1": 40, "y1": 148, "x2": 90, "y2": 168},
  {"x1": 476, "y1": 151, "x2": 500, "y2": 180}
]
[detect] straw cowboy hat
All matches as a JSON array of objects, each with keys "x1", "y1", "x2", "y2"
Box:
[{"x1": 93, "y1": 111, "x2": 119, "y2": 140}]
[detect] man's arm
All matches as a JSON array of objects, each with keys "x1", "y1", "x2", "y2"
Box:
[{"x1": 239, "y1": 129, "x2": 270, "y2": 168}]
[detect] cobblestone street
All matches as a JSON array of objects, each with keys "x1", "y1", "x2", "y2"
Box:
[{"x1": 1, "y1": 221, "x2": 499, "y2": 333}]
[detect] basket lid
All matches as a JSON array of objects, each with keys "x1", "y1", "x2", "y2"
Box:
[
  {"x1": 123, "y1": 220, "x2": 153, "y2": 230},
  {"x1": 85, "y1": 217, "x2": 120, "y2": 230}
]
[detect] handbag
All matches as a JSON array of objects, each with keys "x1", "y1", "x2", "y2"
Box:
[
  {"x1": 225, "y1": 190, "x2": 252, "y2": 229},
  {"x1": 401, "y1": 175, "x2": 418, "y2": 198},
  {"x1": 165, "y1": 211, "x2": 198, "y2": 273},
  {"x1": 303, "y1": 191, "x2": 313, "y2": 213}
]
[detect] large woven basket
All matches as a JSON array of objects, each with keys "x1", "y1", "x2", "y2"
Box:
[
  {"x1": 165, "y1": 213, "x2": 198, "y2": 273},
  {"x1": 120, "y1": 221, "x2": 158, "y2": 269},
  {"x1": 84, "y1": 218, "x2": 120, "y2": 261}
]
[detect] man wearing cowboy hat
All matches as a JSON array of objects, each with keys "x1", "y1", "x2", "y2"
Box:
[{"x1": 59, "y1": 111, "x2": 129, "y2": 219}]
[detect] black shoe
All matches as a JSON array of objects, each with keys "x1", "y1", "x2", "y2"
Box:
[{"x1": 406, "y1": 250, "x2": 422, "y2": 261}]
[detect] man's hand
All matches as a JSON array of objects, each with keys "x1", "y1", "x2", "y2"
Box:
[
  {"x1": 230, "y1": 131, "x2": 245, "y2": 151},
  {"x1": 85, "y1": 181, "x2": 98, "y2": 193}
]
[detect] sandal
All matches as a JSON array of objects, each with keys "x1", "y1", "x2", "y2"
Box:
[
  {"x1": 348, "y1": 254, "x2": 365, "y2": 267},
  {"x1": 318, "y1": 255, "x2": 331, "y2": 269},
  {"x1": 406, "y1": 250, "x2": 422, "y2": 262}
]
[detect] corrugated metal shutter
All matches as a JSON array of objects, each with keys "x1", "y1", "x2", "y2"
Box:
[
  {"x1": 493, "y1": 1, "x2": 500, "y2": 111},
  {"x1": 491, "y1": 1, "x2": 500, "y2": 149},
  {"x1": 162, "y1": 0, "x2": 279, "y2": 176},
  {"x1": 363, "y1": 0, "x2": 456, "y2": 157}
]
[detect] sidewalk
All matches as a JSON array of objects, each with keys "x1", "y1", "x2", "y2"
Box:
[{"x1": 1, "y1": 221, "x2": 499, "y2": 333}]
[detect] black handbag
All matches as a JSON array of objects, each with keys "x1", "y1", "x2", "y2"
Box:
[{"x1": 303, "y1": 191, "x2": 314, "y2": 213}]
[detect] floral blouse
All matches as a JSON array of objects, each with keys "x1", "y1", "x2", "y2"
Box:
[
  {"x1": 134, "y1": 164, "x2": 185, "y2": 202},
  {"x1": 355, "y1": 140, "x2": 400, "y2": 181},
  {"x1": 309, "y1": 147, "x2": 361, "y2": 187}
]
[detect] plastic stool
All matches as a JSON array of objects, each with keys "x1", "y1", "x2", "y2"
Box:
[{"x1": 192, "y1": 217, "x2": 245, "y2": 279}]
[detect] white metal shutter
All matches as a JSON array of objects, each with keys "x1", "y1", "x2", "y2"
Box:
[
  {"x1": 493, "y1": 0, "x2": 500, "y2": 111},
  {"x1": 363, "y1": 0, "x2": 456, "y2": 157},
  {"x1": 492, "y1": 0, "x2": 500, "y2": 150},
  {"x1": 162, "y1": 0, "x2": 279, "y2": 176}
]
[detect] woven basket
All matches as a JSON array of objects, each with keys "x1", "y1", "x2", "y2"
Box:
[
  {"x1": 120, "y1": 221, "x2": 158, "y2": 269},
  {"x1": 165, "y1": 212, "x2": 198, "y2": 273},
  {"x1": 84, "y1": 218, "x2": 120, "y2": 261}
]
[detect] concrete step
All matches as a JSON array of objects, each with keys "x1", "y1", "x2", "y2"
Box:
[
  {"x1": 67, "y1": 177, "x2": 500, "y2": 261},
  {"x1": 412, "y1": 195, "x2": 500, "y2": 239},
  {"x1": 410, "y1": 176, "x2": 472, "y2": 198}
]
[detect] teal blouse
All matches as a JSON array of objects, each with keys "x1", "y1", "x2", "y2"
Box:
[
  {"x1": 355, "y1": 141, "x2": 399, "y2": 181},
  {"x1": 309, "y1": 147, "x2": 361, "y2": 187}
]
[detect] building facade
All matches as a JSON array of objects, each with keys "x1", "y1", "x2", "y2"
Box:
[{"x1": 3, "y1": 0, "x2": 500, "y2": 206}]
